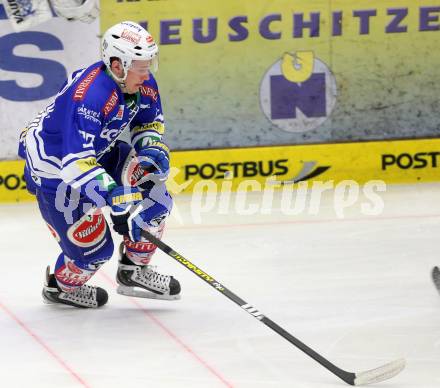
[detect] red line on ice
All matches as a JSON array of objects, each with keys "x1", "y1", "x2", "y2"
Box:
[
  {"x1": 99, "y1": 271, "x2": 234, "y2": 388},
  {"x1": 0, "y1": 301, "x2": 91, "y2": 388}
]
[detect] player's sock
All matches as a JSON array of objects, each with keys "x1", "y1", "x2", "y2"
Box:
[
  {"x1": 116, "y1": 243, "x2": 181, "y2": 300},
  {"x1": 42, "y1": 266, "x2": 108, "y2": 308}
]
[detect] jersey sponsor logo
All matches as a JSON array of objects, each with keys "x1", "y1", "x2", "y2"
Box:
[
  {"x1": 111, "y1": 192, "x2": 143, "y2": 205},
  {"x1": 67, "y1": 209, "x2": 107, "y2": 248},
  {"x1": 77, "y1": 104, "x2": 102, "y2": 124},
  {"x1": 140, "y1": 86, "x2": 158, "y2": 102},
  {"x1": 98, "y1": 99, "x2": 139, "y2": 153},
  {"x1": 73, "y1": 66, "x2": 101, "y2": 101},
  {"x1": 121, "y1": 29, "x2": 141, "y2": 44},
  {"x1": 102, "y1": 89, "x2": 119, "y2": 117},
  {"x1": 381, "y1": 152, "x2": 440, "y2": 170},
  {"x1": 100, "y1": 126, "x2": 123, "y2": 142}
]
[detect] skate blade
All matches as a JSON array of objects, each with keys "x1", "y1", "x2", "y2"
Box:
[
  {"x1": 42, "y1": 290, "x2": 57, "y2": 305},
  {"x1": 117, "y1": 285, "x2": 181, "y2": 301}
]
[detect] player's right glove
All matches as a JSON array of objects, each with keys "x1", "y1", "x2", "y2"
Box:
[{"x1": 106, "y1": 184, "x2": 172, "y2": 241}]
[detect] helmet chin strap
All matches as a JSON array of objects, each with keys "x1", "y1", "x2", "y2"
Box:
[
  {"x1": 107, "y1": 66, "x2": 130, "y2": 93},
  {"x1": 119, "y1": 82, "x2": 129, "y2": 94}
]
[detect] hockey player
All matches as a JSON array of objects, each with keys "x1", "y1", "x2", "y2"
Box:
[{"x1": 18, "y1": 21, "x2": 181, "y2": 308}]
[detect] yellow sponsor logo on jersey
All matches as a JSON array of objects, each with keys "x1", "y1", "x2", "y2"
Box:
[{"x1": 112, "y1": 192, "x2": 143, "y2": 205}]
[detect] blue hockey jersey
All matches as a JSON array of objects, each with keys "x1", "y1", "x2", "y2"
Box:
[{"x1": 18, "y1": 61, "x2": 165, "y2": 205}]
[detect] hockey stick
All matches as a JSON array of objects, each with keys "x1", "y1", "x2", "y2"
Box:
[{"x1": 143, "y1": 230, "x2": 405, "y2": 386}]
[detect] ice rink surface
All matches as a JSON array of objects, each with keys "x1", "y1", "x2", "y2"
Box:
[{"x1": 1, "y1": 183, "x2": 439, "y2": 388}]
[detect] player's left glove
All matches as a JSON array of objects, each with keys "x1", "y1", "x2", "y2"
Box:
[
  {"x1": 138, "y1": 141, "x2": 170, "y2": 181},
  {"x1": 106, "y1": 184, "x2": 172, "y2": 241}
]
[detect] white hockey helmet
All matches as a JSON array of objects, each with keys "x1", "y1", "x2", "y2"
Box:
[{"x1": 102, "y1": 21, "x2": 159, "y2": 82}]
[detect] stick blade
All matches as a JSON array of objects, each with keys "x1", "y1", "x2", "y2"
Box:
[{"x1": 353, "y1": 358, "x2": 406, "y2": 386}]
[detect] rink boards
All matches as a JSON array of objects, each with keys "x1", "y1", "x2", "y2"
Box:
[{"x1": 1, "y1": 138, "x2": 439, "y2": 202}]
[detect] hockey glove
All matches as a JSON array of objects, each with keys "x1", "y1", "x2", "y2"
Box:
[
  {"x1": 138, "y1": 141, "x2": 170, "y2": 180},
  {"x1": 106, "y1": 184, "x2": 172, "y2": 242}
]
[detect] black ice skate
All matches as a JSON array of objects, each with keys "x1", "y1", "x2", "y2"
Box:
[
  {"x1": 116, "y1": 244, "x2": 181, "y2": 300},
  {"x1": 42, "y1": 266, "x2": 108, "y2": 308}
]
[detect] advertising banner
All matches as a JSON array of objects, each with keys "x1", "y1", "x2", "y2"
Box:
[
  {"x1": 3, "y1": 138, "x2": 440, "y2": 202},
  {"x1": 167, "y1": 138, "x2": 440, "y2": 194},
  {"x1": 102, "y1": 0, "x2": 440, "y2": 149},
  {"x1": 0, "y1": 5, "x2": 100, "y2": 159}
]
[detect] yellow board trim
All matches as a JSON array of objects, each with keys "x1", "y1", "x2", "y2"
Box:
[
  {"x1": 0, "y1": 160, "x2": 34, "y2": 203},
  {"x1": 2, "y1": 139, "x2": 439, "y2": 203}
]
